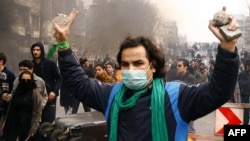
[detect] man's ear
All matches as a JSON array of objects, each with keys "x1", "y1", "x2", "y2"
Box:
[{"x1": 150, "y1": 60, "x2": 156, "y2": 73}]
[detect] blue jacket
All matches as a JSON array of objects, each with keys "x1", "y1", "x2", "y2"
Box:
[{"x1": 58, "y1": 46, "x2": 239, "y2": 141}]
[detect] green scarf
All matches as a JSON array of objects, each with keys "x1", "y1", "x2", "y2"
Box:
[{"x1": 109, "y1": 78, "x2": 168, "y2": 141}]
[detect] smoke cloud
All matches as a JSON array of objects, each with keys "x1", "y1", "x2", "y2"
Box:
[
  {"x1": 0, "y1": 0, "x2": 24, "y2": 74},
  {"x1": 79, "y1": 0, "x2": 162, "y2": 59}
]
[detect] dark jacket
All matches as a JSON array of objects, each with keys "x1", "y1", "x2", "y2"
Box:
[
  {"x1": 176, "y1": 72, "x2": 196, "y2": 84},
  {"x1": 4, "y1": 83, "x2": 43, "y2": 139},
  {"x1": 0, "y1": 67, "x2": 15, "y2": 94},
  {"x1": 58, "y1": 46, "x2": 239, "y2": 141},
  {"x1": 31, "y1": 42, "x2": 62, "y2": 104},
  {"x1": 0, "y1": 67, "x2": 16, "y2": 114},
  {"x1": 60, "y1": 80, "x2": 74, "y2": 107},
  {"x1": 238, "y1": 70, "x2": 250, "y2": 96}
]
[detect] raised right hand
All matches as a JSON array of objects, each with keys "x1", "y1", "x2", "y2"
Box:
[{"x1": 54, "y1": 9, "x2": 78, "y2": 44}]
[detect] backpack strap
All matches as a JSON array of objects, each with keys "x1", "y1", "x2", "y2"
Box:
[
  {"x1": 105, "y1": 82, "x2": 123, "y2": 120},
  {"x1": 165, "y1": 81, "x2": 188, "y2": 141}
]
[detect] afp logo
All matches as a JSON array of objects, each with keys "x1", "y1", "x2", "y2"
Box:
[{"x1": 224, "y1": 125, "x2": 250, "y2": 140}]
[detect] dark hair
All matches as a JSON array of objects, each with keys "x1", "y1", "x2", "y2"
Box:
[
  {"x1": 116, "y1": 36, "x2": 165, "y2": 78},
  {"x1": 177, "y1": 58, "x2": 189, "y2": 69},
  {"x1": 17, "y1": 70, "x2": 37, "y2": 90},
  {"x1": 0, "y1": 52, "x2": 7, "y2": 65},
  {"x1": 95, "y1": 63, "x2": 105, "y2": 69},
  {"x1": 105, "y1": 62, "x2": 114, "y2": 68},
  {"x1": 19, "y1": 70, "x2": 34, "y2": 82},
  {"x1": 19, "y1": 59, "x2": 34, "y2": 69},
  {"x1": 30, "y1": 41, "x2": 45, "y2": 59},
  {"x1": 79, "y1": 57, "x2": 88, "y2": 65}
]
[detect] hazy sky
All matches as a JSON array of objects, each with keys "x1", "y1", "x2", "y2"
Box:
[{"x1": 151, "y1": 0, "x2": 250, "y2": 42}]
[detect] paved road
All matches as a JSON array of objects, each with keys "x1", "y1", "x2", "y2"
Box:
[
  {"x1": 194, "y1": 111, "x2": 217, "y2": 141},
  {"x1": 56, "y1": 97, "x2": 217, "y2": 141}
]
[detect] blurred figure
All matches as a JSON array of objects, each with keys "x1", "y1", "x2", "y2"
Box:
[
  {"x1": 95, "y1": 63, "x2": 115, "y2": 84},
  {"x1": 0, "y1": 52, "x2": 15, "y2": 133},
  {"x1": 189, "y1": 59, "x2": 198, "y2": 75},
  {"x1": 208, "y1": 60, "x2": 215, "y2": 80},
  {"x1": 78, "y1": 57, "x2": 95, "y2": 112},
  {"x1": 79, "y1": 57, "x2": 95, "y2": 78},
  {"x1": 105, "y1": 62, "x2": 117, "y2": 81},
  {"x1": 163, "y1": 62, "x2": 170, "y2": 80},
  {"x1": 240, "y1": 47, "x2": 248, "y2": 62},
  {"x1": 175, "y1": 58, "x2": 196, "y2": 135},
  {"x1": 60, "y1": 81, "x2": 80, "y2": 114},
  {"x1": 3, "y1": 71, "x2": 43, "y2": 141},
  {"x1": 194, "y1": 62, "x2": 210, "y2": 83},
  {"x1": 30, "y1": 42, "x2": 62, "y2": 123},
  {"x1": 165, "y1": 62, "x2": 177, "y2": 81},
  {"x1": 176, "y1": 58, "x2": 196, "y2": 84},
  {"x1": 103, "y1": 54, "x2": 111, "y2": 64},
  {"x1": 238, "y1": 60, "x2": 250, "y2": 125},
  {"x1": 2, "y1": 59, "x2": 48, "y2": 108},
  {"x1": 239, "y1": 61, "x2": 244, "y2": 73}
]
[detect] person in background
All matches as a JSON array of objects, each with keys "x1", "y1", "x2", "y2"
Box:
[
  {"x1": 2, "y1": 59, "x2": 48, "y2": 108},
  {"x1": 208, "y1": 60, "x2": 215, "y2": 80},
  {"x1": 95, "y1": 63, "x2": 116, "y2": 84},
  {"x1": 175, "y1": 58, "x2": 196, "y2": 136},
  {"x1": 194, "y1": 62, "x2": 210, "y2": 83},
  {"x1": 238, "y1": 59, "x2": 250, "y2": 125},
  {"x1": 176, "y1": 58, "x2": 196, "y2": 84},
  {"x1": 30, "y1": 42, "x2": 62, "y2": 123},
  {"x1": 60, "y1": 81, "x2": 80, "y2": 114},
  {"x1": 79, "y1": 57, "x2": 95, "y2": 78},
  {"x1": 163, "y1": 62, "x2": 170, "y2": 80},
  {"x1": 105, "y1": 62, "x2": 117, "y2": 81},
  {"x1": 103, "y1": 54, "x2": 111, "y2": 64},
  {"x1": 78, "y1": 57, "x2": 95, "y2": 112},
  {"x1": 3, "y1": 70, "x2": 43, "y2": 141},
  {"x1": 189, "y1": 59, "x2": 198, "y2": 75},
  {"x1": 0, "y1": 52, "x2": 16, "y2": 133},
  {"x1": 240, "y1": 47, "x2": 248, "y2": 62},
  {"x1": 165, "y1": 62, "x2": 177, "y2": 81},
  {"x1": 55, "y1": 8, "x2": 240, "y2": 141},
  {"x1": 239, "y1": 61, "x2": 244, "y2": 73}
]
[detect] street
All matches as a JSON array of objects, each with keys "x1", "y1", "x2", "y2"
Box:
[{"x1": 193, "y1": 112, "x2": 217, "y2": 141}]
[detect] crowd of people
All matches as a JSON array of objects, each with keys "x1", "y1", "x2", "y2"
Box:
[
  {"x1": 0, "y1": 6, "x2": 248, "y2": 141},
  {"x1": 0, "y1": 48, "x2": 122, "y2": 140}
]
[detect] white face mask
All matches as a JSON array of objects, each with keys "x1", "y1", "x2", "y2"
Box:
[{"x1": 121, "y1": 64, "x2": 152, "y2": 90}]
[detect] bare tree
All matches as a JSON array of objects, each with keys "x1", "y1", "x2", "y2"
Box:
[{"x1": 82, "y1": 0, "x2": 161, "y2": 58}]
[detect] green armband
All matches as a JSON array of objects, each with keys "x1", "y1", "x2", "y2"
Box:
[
  {"x1": 47, "y1": 41, "x2": 69, "y2": 59},
  {"x1": 57, "y1": 41, "x2": 69, "y2": 49}
]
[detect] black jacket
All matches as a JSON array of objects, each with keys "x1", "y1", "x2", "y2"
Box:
[
  {"x1": 238, "y1": 70, "x2": 250, "y2": 96},
  {"x1": 177, "y1": 72, "x2": 196, "y2": 84},
  {"x1": 31, "y1": 42, "x2": 62, "y2": 104}
]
